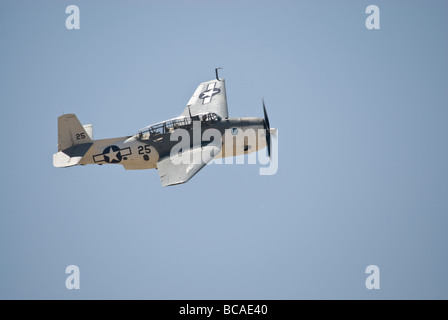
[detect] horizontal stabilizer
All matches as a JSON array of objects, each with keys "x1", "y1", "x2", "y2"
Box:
[{"x1": 53, "y1": 143, "x2": 93, "y2": 168}]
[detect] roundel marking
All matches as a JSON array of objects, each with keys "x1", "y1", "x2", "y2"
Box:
[{"x1": 103, "y1": 145, "x2": 122, "y2": 163}]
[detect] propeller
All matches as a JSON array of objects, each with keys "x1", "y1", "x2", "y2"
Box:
[{"x1": 262, "y1": 99, "x2": 271, "y2": 158}]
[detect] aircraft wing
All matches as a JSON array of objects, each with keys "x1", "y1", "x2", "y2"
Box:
[
  {"x1": 157, "y1": 143, "x2": 221, "y2": 187},
  {"x1": 179, "y1": 79, "x2": 228, "y2": 119}
]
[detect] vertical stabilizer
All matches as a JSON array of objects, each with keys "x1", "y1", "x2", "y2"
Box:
[
  {"x1": 54, "y1": 114, "x2": 93, "y2": 167},
  {"x1": 58, "y1": 114, "x2": 93, "y2": 151}
]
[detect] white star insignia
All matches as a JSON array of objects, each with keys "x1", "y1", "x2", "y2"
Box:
[{"x1": 105, "y1": 149, "x2": 119, "y2": 162}]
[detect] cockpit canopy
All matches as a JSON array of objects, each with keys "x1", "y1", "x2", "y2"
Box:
[{"x1": 137, "y1": 112, "x2": 221, "y2": 141}]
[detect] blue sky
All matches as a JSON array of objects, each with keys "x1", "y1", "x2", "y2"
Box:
[{"x1": 1, "y1": 0, "x2": 447, "y2": 299}]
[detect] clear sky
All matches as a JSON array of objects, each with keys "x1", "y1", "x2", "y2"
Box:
[{"x1": 1, "y1": 0, "x2": 447, "y2": 299}]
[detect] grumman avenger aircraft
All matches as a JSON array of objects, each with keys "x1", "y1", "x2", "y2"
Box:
[{"x1": 53, "y1": 70, "x2": 276, "y2": 186}]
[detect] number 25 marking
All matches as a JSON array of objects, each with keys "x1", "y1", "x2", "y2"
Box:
[
  {"x1": 76, "y1": 133, "x2": 85, "y2": 140},
  {"x1": 138, "y1": 145, "x2": 151, "y2": 155}
]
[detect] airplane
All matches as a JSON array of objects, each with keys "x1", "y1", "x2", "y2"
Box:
[{"x1": 53, "y1": 70, "x2": 276, "y2": 186}]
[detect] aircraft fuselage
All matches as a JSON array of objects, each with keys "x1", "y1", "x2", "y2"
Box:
[{"x1": 78, "y1": 117, "x2": 266, "y2": 170}]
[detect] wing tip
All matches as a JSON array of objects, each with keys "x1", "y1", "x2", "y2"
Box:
[{"x1": 161, "y1": 180, "x2": 187, "y2": 187}]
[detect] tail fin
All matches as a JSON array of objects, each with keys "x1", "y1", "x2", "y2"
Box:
[
  {"x1": 53, "y1": 114, "x2": 94, "y2": 168},
  {"x1": 57, "y1": 114, "x2": 93, "y2": 151}
]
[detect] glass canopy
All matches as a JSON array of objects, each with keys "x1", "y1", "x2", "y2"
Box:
[{"x1": 137, "y1": 112, "x2": 221, "y2": 141}]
